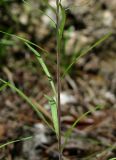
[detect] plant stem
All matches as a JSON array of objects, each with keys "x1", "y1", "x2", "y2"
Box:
[{"x1": 56, "y1": 0, "x2": 62, "y2": 159}]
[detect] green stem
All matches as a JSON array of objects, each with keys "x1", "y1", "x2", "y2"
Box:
[{"x1": 56, "y1": 0, "x2": 62, "y2": 159}]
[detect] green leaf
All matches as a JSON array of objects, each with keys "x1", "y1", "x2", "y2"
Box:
[
  {"x1": 0, "y1": 82, "x2": 9, "y2": 91},
  {"x1": 83, "y1": 145, "x2": 116, "y2": 160},
  {"x1": 25, "y1": 43, "x2": 56, "y2": 96},
  {"x1": 45, "y1": 95, "x2": 59, "y2": 136},
  {"x1": 42, "y1": 0, "x2": 56, "y2": 14},
  {"x1": 0, "y1": 136, "x2": 32, "y2": 149},
  {"x1": 0, "y1": 39, "x2": 14, "y2": 45},
  {"x1": 109, "y1": 158, "x2": 116, "y2": 160},
  {"x1": 65, "y1": 0, "x2": 92, "y2": 11},
  {"x1": 62, "y1": 32, "x2": 112, "y2": 77},
  {"x1": 0, "y1": 31, "x2": 49, "y2": 54},
  {"x1": 22, "y1": 0, "x2": 56, "y2": 28},
  {"x1": 59, "y1": 4, "x2": 66, "y2": 40},
  {"x1": 62, "y1": 105, "x2": 103, "y2": 152},
  {"x1": 0, "y1": 78, "x2": 54, "y2": 132}
]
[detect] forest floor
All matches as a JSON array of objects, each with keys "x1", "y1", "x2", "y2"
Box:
[{"x1": 0, "y1": 0, "x2": 116, "y2": 159}]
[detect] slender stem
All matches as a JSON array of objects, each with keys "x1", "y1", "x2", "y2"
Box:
[{"x1": 56, "y1": 0, "x2": 62, "y2": 159}]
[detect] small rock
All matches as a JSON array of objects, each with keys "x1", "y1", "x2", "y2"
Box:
[
  {"x1": 23, "y1": 124, "x2": 50, "y2": 160},
  {"x1": 105, "y1": 92, "x2": 115, "y2": 103},
  {"x1": 103, "y1": 11, "x2": 113, "y2": 27},
  {"x1": 60, "y1": 92, "x2": 76, "y2": 105},
  {"x1": 19, "y1": 14, "x2": 28, "y2": 25}
]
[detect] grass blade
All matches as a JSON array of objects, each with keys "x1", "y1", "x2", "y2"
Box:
[
  {"x1": 22, "y1": 0, "x2": 56, "y2": 28},
  {"x1": 65, "y1": 0, "x2": 92, "y2": 11},
  {"x1": 83, "y1": 145, "x2": 116, "y2": 160},
  {"x1": 0, "y1": 83, "x2": 9, "y2": 91},
  {"x1": 61, "y1": 105, "x2": 103, "y2": 152},
  {"x1": 42, "y1": 0, "x2": 56, "y2": 13},
  {"x1": 0, "y1": 136, "x2": 32, "y2": 149},
  {"x1": 62, "y1": 32, "x2": 112, "y2": 77},
  {"x1": 59, "y1": 4, "x2": 66, "y2": 40},
  {"x1": 0, "y1": 31, "x2": 49, "y2": 54},
  {"x1": 25, "y1": 43, "x2": 56, "y2": 96},
  {"x1": 0, "y1": 39, "x2": 14, "y2": 45},
  {"x1": 0, "y1": 78, "x2": 54, "y2": 132},
  {"x1": 45, "y1": 95, "x2": 59, "y2": 136}
]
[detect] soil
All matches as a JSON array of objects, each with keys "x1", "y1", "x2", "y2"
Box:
[{"x1": 0, "y1": 0, "x2": 116, "y2": 160}]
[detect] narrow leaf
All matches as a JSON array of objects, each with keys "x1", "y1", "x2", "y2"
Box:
[
  {"x1": 0, "y1": 79, "x2": 54, "y2": 132},
  {"x1": 25, "y1": 43, "x2": 56, "y2": 96},
  {"x1": 0, "y1": 30, "x2": 49, "y2": 54},
  {"x1": 62, "y1": 105, "x2": 103, "y2": 152},
  {"x1": 65, "y1": 0, "x2": 92, "y2": 11},
  {"x1": 83, "y1": 145, "x2": 116, "y2": 160},
  {"x1": 42, "y1": 0, "x2": 56, "y2": 13},
  {"x1": 0, "y1": 136, "x2": 32, "y2": 149},
  {"x1": 62, "y1": 32, "x2": 112, "y2": 77},
  {"x1": 45, "y1": 95, "x2": 59, "y2": 136},
  {"x1": 22, "y1": 0, "x2": 56, "y2": 28},
  {"x1": 0, "y1": 39, "x2": 14, "y2": 45},
  {"x1": 0, "y1": 83, "x2": 9, "y2": 91},
  {"x1": 59, "y1": 4, "x2": 66, "y2": 39}
]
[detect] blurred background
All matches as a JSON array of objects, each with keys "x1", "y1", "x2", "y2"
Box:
[{"x1": 0, "y1": 0, "x2": 116, "y2": 159}]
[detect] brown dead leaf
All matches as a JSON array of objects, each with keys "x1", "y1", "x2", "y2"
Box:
[{"x1": 0, "y1": 124, "x2": 6, "y2": 139}]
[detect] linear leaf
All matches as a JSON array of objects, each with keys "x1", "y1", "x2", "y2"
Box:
[
  {"x1": 83, "y1": 145, "x2": 116, "y2": 160},
  {"x1": 0, "y1": 136, "x2": 32, "y2": 149},
  {"x1": 45, "y1": 95, "x2": 59, "y2": 136},
  {"x1": 0, "y1": 31, "x2": 49, "y2": 54},
  {"x1": 59, "y1": 4, "x2": 66, "y2": 40},
  {"x1": 62, "y1": 105, "x2": 103, "y2": 152},
  {"x1": 42, "y1": 0, "x2": 56, "y2": 13},
  {"x1": 0, "y1": 78, "x2": 54, "y2": 132},
  {"x1": 25, "y1": 43, "x2": 56, "y2": 96},
  {"x1": 62, "y1": 32, "x2": 112, "y2": 77},
  {"x1": 65, "y1": 0, "x2": 92, "y2": 10},
  {"x1": 22, "y1": 0, "x2": 56, "y2": 28},
  {"x1": 0, "y1": 83, "x2": 9, "y2": 91},
  {"x1": 0, "y1": 39, "x2": 14, "y2": 45}
]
